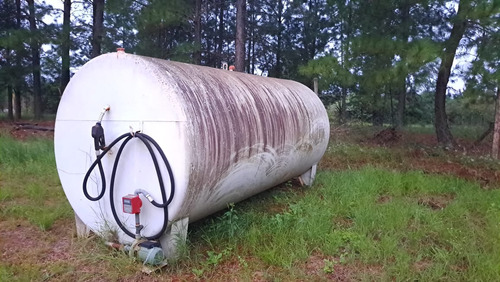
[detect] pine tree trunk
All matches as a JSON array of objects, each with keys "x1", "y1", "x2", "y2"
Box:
[
  {"x1": 251, "y1": 33, "x2": 255, "y2": 74},
  {"x1": 339, "y1": 0, "x2": 352, "y2": 125},
  {"x1": 14, "y1": 0, "x2": 22, "y2": 120},
  {"x1": 372, "y1": 94, "x2": 383, "y2": 127},
  {"x1": 434, "y1": 0, "x2": 469, "y2": 147},
  {"x1": 235, "y1": 0, "x2": 246, "y2": 72},
  {"x1": 395, "y1": 1, "x2": 410, "y2": 129},
  {"x1": 251, "y1": 14, "x2": 255, "y2": 74},
  {"x1": 193, "y1": 0, "x2": 201, "y2": 65},
  {"x1": 5, "y1": 45, "x2": 14, "y2": 120},
  {"x1": 340, "y1": 88, "x2": 347, "y2": 124},
  {"x1": 396, "y1": 80, "x2": 406, "y2": 129},
  {"x1": 492, "y1": 87, "x2": 500, "y2": 159},
  {"x1": 60, "y1": 0, "x2": 71, "y2": 94},
  {"x1": 27, "y1": 0, "x2": 42, "y2": 119},
  {"x1": 91, "y1": 0, "x2": 104, "y2": 58},
  {"x1": 7, "y1": 85, "x2": 14, "y2": 121},
  {"x1": 246, "y1": 2, "x2": 252, "y2": 74},
  {"x1": 275, "y1": 0, "x2": 283, "y2": 78},
  {"x1": 246, "y1": 35, "x2": 251, "y2": 73},
  {"x1": 217, "y1": 2, "x2": 224, "y2": 68},
  {"x1": 14, "y1": 88, "x2": 21, "y2": 120}
]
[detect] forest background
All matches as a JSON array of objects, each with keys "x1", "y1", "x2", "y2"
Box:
[{"x1": 1, "y1": 0, "x2": 499, "y2": 148}]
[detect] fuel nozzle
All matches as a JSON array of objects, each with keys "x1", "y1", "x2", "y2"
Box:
[
  {"x1": 92, "y1": 105, "x2": 110, "y2": 153},
  {"x1": 92, "y1": 122, "x2": 106, "y2": 152}
]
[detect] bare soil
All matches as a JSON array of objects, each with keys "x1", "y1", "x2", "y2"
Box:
[
  {"x1": 417, "y1": 194, "x2": 455, "y2": 210},
  {"x1": 324, "y1": 126, "x2": 500, "y2": 189},
  {"x1": 0, "y1": 120, "x2": 55, "y2": 140}
]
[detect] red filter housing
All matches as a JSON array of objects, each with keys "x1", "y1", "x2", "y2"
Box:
[{"x1": 122, "y1": 194, "x2": 142, "y2": 214}]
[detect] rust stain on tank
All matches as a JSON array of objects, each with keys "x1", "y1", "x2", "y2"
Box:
[{"x1": 142, "y1": 56, "x2": 329, "y2": 218}]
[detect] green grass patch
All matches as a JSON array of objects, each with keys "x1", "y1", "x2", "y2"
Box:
[
  {"x1": 187, "y1": 167, "x2": 500, "y2": 280},
  {"x1": 0, "y1": 133, "x2": 71, "y2": 229},
  {"x1": 0, "y1": 265, "x2": 14, "y2": 281},
  {"x1": 405, "y1": 124, "x2": 490, "y2": 140},
  {"x1": 1, "y1": 130, "x2": 499, "y2": 280},
  {"x1": 327, "y1": 142, "x2": 405, "y2": 164}
]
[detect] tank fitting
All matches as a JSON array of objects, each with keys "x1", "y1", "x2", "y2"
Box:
[{"x1": 97, "y1": 105, "x2": 110, "y2": 123}]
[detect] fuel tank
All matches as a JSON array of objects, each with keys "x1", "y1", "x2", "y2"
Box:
[{"x1": 54, "y1": 51, "x2": 329, "y2": 245}]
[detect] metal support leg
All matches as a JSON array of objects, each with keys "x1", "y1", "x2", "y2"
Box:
[
  {"x1": 299, "y1": 164, "x2": 317, "y2": 186},
  {"x1": 159, "y1": 217, "x2": 189, "y2": 260},
  {"x1": 75, "y1": 213, "x2": 90, "y2": 237}
]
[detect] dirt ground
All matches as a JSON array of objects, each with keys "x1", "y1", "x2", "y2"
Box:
[
  {"x1": 1, "y1": 120, "x2": 55, "y2": 140},
  {"x1": 324, "y1": 126, "x2": 500, "y2": 189}
]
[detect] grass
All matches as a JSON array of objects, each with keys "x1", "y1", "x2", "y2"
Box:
[
  {"x1": 322, "y1": 127, "x2": 500, "y2": 180},
  {"x1": 1, "y1": 128, "x2": 500, "y2": 280},
  {"x1": 184, "y1": 168, "x2": 500, "y2": 280},
  {"x1": 0, "y1": 133, "x2": 72, "y2": 230},
  {"x1": 331, "y1": 122, "x2": 490, "y2": 142},
  {"x1": 405, "y1": 123, "x2": 490, "y2": 140}
]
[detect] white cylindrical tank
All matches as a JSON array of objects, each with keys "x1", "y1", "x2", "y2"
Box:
[{"x1": 55, "y1": 52, "x2": 329, "y2": 246}]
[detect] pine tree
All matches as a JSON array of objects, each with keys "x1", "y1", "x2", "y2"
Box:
[
  {"x1": 60, "y1": 0, "x2": 71, "y2": 94},
  {"x1": 235, "y1": 0, "x2": 246, "y2": 72},
  {"x1": 91, "y1": 0, "x2": 104, "y2": 58},
  {"x1": 0, "y1": 0, "x2": 17, "y2": 120},
  {"x1": 27, "y1": 0, "x2": 42, "y2": 119}
]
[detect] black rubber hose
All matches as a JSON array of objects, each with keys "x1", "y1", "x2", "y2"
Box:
[
  {"x1": 140, "y1": 134, "x2": 175, "y2": 206},
  {"x1": 108, "y1": 135, "x2": 135, "y2": 238},
  {"x1": 108, "y1": 132, "x2": 173, "y2": 240},
  {"x1": 83, "y1": 133, "x2": 130, "y2": 201},
  {"x1": 83, "y1": 131, "x2": 175, "y2": 240}
]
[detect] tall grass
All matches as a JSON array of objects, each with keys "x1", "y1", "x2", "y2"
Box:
[
  {"x1": 0, "y1": 133, "x2": 56, "y2": 174},
  {"x1": 0, "y1": 133, "x2": 71, "y2": 230},
  {"x1": 188, "y1": 167, "x2": 500, "y2": 280}
]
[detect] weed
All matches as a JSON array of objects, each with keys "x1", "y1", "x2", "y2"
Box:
[
  {"x1": 323, "y1": 259, "x2": 335, "y2": 274},
  {"x1": 218, "y1": 204, "x2": 240, "y2": 238},
  {"x1": 191, "y1": 267, "x2": 204, "y2": 277},
  {"x1": 200, "y1": 203, "x2": 243, "y2": 243},
  {"x1": 206, "y1": 250, "x2": 224, "y2": 266},
  {"x1": 237, "y1": 255, "x2": 248, "y2": 268},
  {"x1": 191, "y1": 247, "x2": 233, "y2": 277}
]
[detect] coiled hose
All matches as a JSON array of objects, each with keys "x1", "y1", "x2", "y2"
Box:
[{"x1": 83, "y1": 129, "x2": 175, "y2": 240}]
